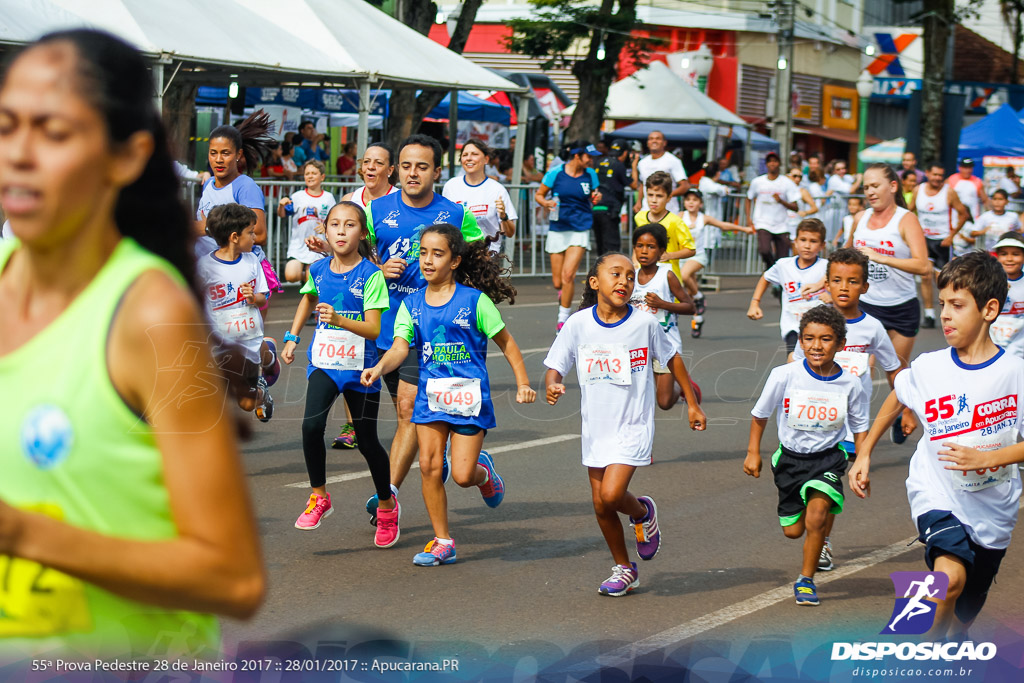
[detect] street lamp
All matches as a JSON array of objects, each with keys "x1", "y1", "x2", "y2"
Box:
[
  {"x1": 693, "y1": 44, "x2": 714, "y2": 93},
  {"x1": 855, "y1": 70, "x2": 874, "y2": 173}
]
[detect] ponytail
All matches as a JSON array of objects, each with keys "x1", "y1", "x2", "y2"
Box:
[{"x1": 209, "y1": 109, "x2": 276, "y2": 177}]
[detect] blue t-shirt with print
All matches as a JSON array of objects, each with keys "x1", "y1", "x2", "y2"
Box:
[{"x1": 542, "y1": 166, "x2": 600, "y2": 232}]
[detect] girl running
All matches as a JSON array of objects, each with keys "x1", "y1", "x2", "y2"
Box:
[
  {"x1": 280, "y1": 202, "x2": 399, "y2": 547},
  {"x1": 544, "y1": 253, "x2": 705, "y2": 596},
  {"x1": 0, "y1": 29, "x2": 263, "y2": 657},
  {"x1": 361, "y1": 224, "x2": 535, "y2": 566}
]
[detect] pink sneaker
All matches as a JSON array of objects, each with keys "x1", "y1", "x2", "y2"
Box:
[
  {"x1": 294, "y1": 493, "x2": 332, "y2": 530},
  {"x1": 374, "y1": 495, "x2": 401, "y2": 548}
]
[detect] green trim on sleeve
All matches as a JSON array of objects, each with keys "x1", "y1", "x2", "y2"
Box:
[
  {"x1": 461, "y1": 208, "x2": 484, "y2": 243},
  {"x1": 475, "y1": 293, "x2": 506, "y2": 338},
  {"x1": 366, "y1": 204, "x2": 377, "y2": 245},
  {"x1": 299, "y1": 273, "x2": 318, "y2": 295},
  {"x1": 362, "y1": 270, "x2": 390, "y2": 312},
  {"x1": 393, "y1": 301, "x2": 415, "y2": 343}
]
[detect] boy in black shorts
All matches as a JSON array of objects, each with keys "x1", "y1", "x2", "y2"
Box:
[{"x1": 746, "y1": 306, "x2": 870, "y2": 605}]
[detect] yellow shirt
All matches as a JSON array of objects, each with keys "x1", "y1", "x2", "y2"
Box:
[{"x1": 634, "y1": 210, "x2": 695, "y2": 281}]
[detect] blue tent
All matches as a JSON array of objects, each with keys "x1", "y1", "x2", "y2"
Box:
[
  {"x1": 610, "y1": 121, "x2": 779, "y2": 151},
  {"x1": 428, "y1": 91, "x2": 509, "y2": 124},
  {"x1": 959, "y1": 104, "x2": 1024, "y2": 158}
]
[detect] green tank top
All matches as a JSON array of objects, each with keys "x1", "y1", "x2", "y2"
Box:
[{"x1": 0, "y1": 237, "x2": 219, "y2": 659}]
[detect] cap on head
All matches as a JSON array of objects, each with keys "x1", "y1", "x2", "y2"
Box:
[
  {"x1": 992, "y1": 233, "x2": 1024, "y2": 251},
  {"x1": 959, "y1": 158, "x2": 975, "y2": 167},
  {"x1": 684, "y1": 187, "x2": 703, "y2": 200},
  {"x1": 765, "y1": 152, "x2": 781, "y2": 162},
  {"x1": 609, "y1": 139, "x2": 627, "y2": 153}
]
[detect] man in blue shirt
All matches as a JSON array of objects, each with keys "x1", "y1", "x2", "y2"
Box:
[{"x1": 297, "y1": 120, "x2": 329, "y2": 162}]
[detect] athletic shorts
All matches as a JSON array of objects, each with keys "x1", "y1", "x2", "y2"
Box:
[
  {"x1": 382, "y1": 349, "x2": 419, "y2": 398},
  {"x1": 859, "y1": 298, "x2": 920, "y2": 338},
  {"x1": 770, "y1": 443, "x2": 849, "y2": 527},
  {"x1": 915, "y1": 509, "x2": 1007, "y2": 624},
  {"x1": 214, "y1": 347, "x2": 260, "y2": 396},
  {"x1": 926, "y1": 238, "x2": 952, "y2": 271},
  {"x1": 545, "y1": 229, "x2": 590, "y2": 254},
  {"x1": 682, "y1": 251, "x2": 709, "y2": 268},
  {"x1": 784, "y1": 330, "x2": 799, "y2": 354}
]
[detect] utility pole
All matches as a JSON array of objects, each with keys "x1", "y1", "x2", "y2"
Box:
[{"x1": 771, "y1": 0, "x2": 795, "y2": 155}]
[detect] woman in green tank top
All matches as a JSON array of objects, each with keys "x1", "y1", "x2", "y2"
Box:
[{"x1": 0, "y1": 31, "x2": 264, "y2": 660}]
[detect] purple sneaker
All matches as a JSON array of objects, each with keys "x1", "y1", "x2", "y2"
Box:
[
  {"x1": 631, "y1": 496, "x2": 661, "y2": 560},
  {"x1": 598, "y1": 562, "x2": 639, "y2": 596}
]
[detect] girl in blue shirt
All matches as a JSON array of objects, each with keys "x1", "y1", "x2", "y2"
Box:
[{"x1": 362, "y1": 224, "x2": 536, "y2": 566}]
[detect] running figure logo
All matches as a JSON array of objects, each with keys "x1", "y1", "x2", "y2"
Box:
[
  {"x1": 957, "y1": 395, "x2": 970, "y2": 415},
  {"x1": 881, "y1": 571, "x2": 949, "y2": 635}
]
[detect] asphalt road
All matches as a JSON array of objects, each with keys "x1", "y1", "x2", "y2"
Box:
[{"x1": 217, "y1": 276, "x2": 1024, "y2": 682}]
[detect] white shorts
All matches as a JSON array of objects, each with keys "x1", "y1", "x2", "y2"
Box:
[
  {"x1": 681, "y1": 251, "x2": 709, "y2": 268},
  {"x1": 545, "y1": 229, "x2": 590, "y2": 254}
]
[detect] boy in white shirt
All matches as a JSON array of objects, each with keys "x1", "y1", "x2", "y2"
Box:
[
  {"x1": 746, "y1": 305, "x2": 870, "y2": 606},
  {"x1": 850, "y1": 251, "x2": 1024, "y2": 639},
  {"x1": 971, "y1": 189, "x2": 1022, "y2": 252},
  {"x1": 991, "y1": 232, "x2": 1024, "y2": 358}
]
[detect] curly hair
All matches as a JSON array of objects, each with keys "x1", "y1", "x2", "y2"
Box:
[
  {"x1": 419, "y1": 224, "x2": 517, "y2": 304},
  {"x1": 798, "y1": 304, "x2": 846, "y2": 340}
]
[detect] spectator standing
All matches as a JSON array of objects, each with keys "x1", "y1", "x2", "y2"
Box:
[
  {"x1": 297, "y1": 120, "x2": 329, "y2": 162},
  {"x1": 336, "y1": 142, "x2": 357, "y2": 178},
  {"x1": 592, "y1": 139, "x2": 632, "y2": 254},
  {"x1": 632, "y1": 130, "x2": 688, "y2": 214},
  {"x1": 900, "y1": 151, "x2": 927, "y2": 185}
]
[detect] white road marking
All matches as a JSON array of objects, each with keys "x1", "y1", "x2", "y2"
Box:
[
  {"x1": 590, "y1": 534, "x2": 920, "y2": 670},
  {"x1": 284, "y1": 433, "x2": 581, "y2": 488}
]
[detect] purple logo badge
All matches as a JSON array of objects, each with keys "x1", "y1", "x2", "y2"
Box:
[{"x1": 881, "y1": 571, "x2": 949, "y2": 635}]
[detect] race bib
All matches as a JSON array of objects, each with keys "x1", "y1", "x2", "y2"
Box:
[
  {"x1": 312, "y1": 327, "x2": 364, "y2": 371},
  {"x1": 835, "y1": 351, "x2": 870, "y2": 378},
  {"x1": 578, "y1": 344, "x2": 631, "y2": 386},
  {"x1": 427, "y1": 377, "x2": 482, "y2": 417},
  {"x1": 211, "y1": 305, "x2": 261, "y2": 342},
  {"x1": 990, "y1": 316, "x2": 1024, "y2": 347},
  {"x1": 949, "y1": 429, "x2": 1017, "y2": 492},
  {"x1": 786, "y1": 389, "x2": 847, "y2": 431},
  {"x1": 0, "y1": 503, "x2": 92, "y2": 637},
  {"x1": 787, "y1": 296, "x2": 824, "y2": 322}
]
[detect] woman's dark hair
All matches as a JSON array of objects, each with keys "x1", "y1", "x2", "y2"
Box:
[
  {"x1": 419, "y1": 224, "x2": 516, "y2": 304},
  {"x1": 5, "y1": 30, "x2": 199, "y2": 298},
  {"x1": 632, "y1": 222, "x2": 668, "y2": 250},
  {"x1": 325, "y1": 201, "x2": 372, "y2": 260},
  {"x1": 865, "y1": 163, "x2": 907, "y2": 209},
  {"x1": 209, "y1": 109, "x2": 276, "y2": 176},
  {"x1": 462, "y1": 139, "x2": 490, "y2": 159},
  {"x1": 364, "y1": 141, "x2": 397, "y2": 185},
  {"x1": 579, "y1": 252, "x2": 633, "y2": 311},
  {"x1": 281, "y1": 140, "x2": 293, "y2": 155}
]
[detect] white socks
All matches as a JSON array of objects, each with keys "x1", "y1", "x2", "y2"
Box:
[{"x1": 558, "y1": 305, "x2": 572, "y2": 323}]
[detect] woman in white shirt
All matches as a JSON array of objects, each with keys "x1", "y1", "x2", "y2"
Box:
[
  {"x1": 342, "y1": 142, "x2": 398, "y2": 208},
  {"x1": 442, "y1": 139, "x2": 517, "y2": 255}
]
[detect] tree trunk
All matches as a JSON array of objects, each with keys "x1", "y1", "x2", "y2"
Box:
[
  {"x1": 920, "y1": 0, "x2": 952, "y2": 165},
  {"x1": 162, "y1": 77, "x2": 198, "y2": 166},
  {"x1": 565, "y1": 0, "x2": 637, "y2": 142}
]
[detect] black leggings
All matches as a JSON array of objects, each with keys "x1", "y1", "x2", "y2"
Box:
[
  {"x1": 302, "y1": 369, "x2": 392, "y2": 500},
  {"x1": 757, "y1": 230, "x2": 791, "y2": 269}
]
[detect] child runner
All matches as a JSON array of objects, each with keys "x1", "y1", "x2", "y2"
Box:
[
  {"x1": 361, "y1": 224, "x2": 535, "y2": 566},
  {"x1": 990, "y1": 232, "x2": 1024, "y2": 358},
  {"x1": 544, "y1": 253, "x2": 705, "y2": 596},
  {"x1": 747, "y1": 219, "x2": 829, "y2": 360},
  {"x1": 630, "y1": 223, "x2": 701, "y2": 408},
  {"x1": 280, "y1": 201, "x2": 399, "y2": 547},
  {"x1": 972, "y1": 190, "x2": 1022, "y2": 252},
  {"x1": 746, "y1": 306, "x2": 870, "y2": 605},
  {"x1": 634, "y1": 171, "x2": 695, "y2": 282},
  {"x1": 677, "y1": 187, "x2": 752, "y2": 337},
  {"x1": 791, "y1": 248, "x2": 915, "y2": 570},
  {"x1": 196, "y1": 204, "x2": 279, "y2": 421},
  {"x1": 850, "y1": 252, "x2": 1024, "y2": 639},
  {"x1": 278, "y1": 160, "x2": 333, "y2": 284},
  {"x1": 833, "y1": 196, "x2": 864, "y2": 249}
]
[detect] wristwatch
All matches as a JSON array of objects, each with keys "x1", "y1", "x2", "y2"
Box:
[{"x1": 284, "y1": 331, "x2": 300, "y2": 344}]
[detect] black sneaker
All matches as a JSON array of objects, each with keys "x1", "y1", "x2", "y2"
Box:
[
  {"x1": 890, "y1": 414, "x2": 908, "y2": 445},
  {"x1": 255, "y1": 377, "x2": 273, "y2": 422},
  {"x1": 922, "y1": 316, "x2": 936, "y2": 329},
  {"x1": 694, "y1": 295, "x2": 706, "y2": 316}
]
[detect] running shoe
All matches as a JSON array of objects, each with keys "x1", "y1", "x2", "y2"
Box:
[
  {"x1": 922, "y1": 315, "x2": 936, "y2": 329},
  {"x1": 694, "y1": 295, "x2": 706, "y2": 316},
  {"x1": 294, "y1": 493, "x2": 332, "y2": 530},
  {"x1": 890, "y1": 414, "x2": 908, "y2": 445},
  {"x1": 262, "y1": 337, "x2": 281, "y2": 387},
  {"x1": 366, "y1": 484, "x2": 400, "y2": 526},
  {"x1": 441, "y1": 441, "x2": 451, "y2": 485},
  {"x1": 374, "y1": 495, "x2": 401, "y2": 548},
  {"x1": 632, "y1": 496, "x2": 661, "y2": 560},
  {"x1": 818, "y1": 541, "x2": 834, "y2": 571},
  {"x1": 477, "y1": 450, "x2": 504, "y2": 508},
  {"x1": 255, "y1": 377, "x2": 273, "y2": 422},
  {"x1": 691, "y1": 318, "x2": 703, "y2": 338},
  {"x1": 413, "y1": 538, "x2": 457, "y2": 566},
  {"x1": 794, "y1": 578, "x2": 820, "y2": 606},
  {"x1": 598, "y1": 563, "x2": 639, "y2": 597},
  {"x1": 332, "y1": 423, "x2": 358, "y2": 449}
]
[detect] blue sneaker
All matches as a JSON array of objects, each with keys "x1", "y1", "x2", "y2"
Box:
[
  {"x1": 476, "y1": 450, "x2": 503, "y2": 508},
  {"x1": 441, "y1": 440, "x2": 451, "y2": 485},
  {"x1": 598, "y1": 563, "x2": 639, "y2": 597},
  {"x1": 890, "y1": 414, "x2": 908, "y2": 445},
  {"x1": 366, "y1": 484, "x2": 399, "y2": 526},
  {"x1": 413, "y1": 538, "x2": 457, "y2": 566},
  {"x1": 631, "y1": 496, "x2": 661, "y2": 561},
  {"x1": 794, "y1": 578, "x2": 819, "y2": 606}
]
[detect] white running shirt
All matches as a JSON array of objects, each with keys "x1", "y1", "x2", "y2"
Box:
[
  {"x1": 853, "y1": 207, "x2": 917, "y2": 307},
  {"x1": 992, "y1": 274, "x2": 1024, "y2": 358},
  {"x1": 630, "y1": 264, "x2": 681, "y2": 355},
  {"x1": 197, "y1": 251, "x2": 268, "y2": 363},
  {"x1": 762, "y1": 256, "x2": 829, "y2": 337},
  {"x1": 895, "y1": 348, "x2": 1024, "y2": 549},
  {"x1": 916, "y1": 185, "x2": 952, "y2": 240},
  {"x1": 637, "y1": 153, "x2": 687, "y2": 213},
  {"x1": 350, "y1": 184, "x2": 399, "y2": 209},
  {"x1": 748, "y1": 175, "x2": 800, "y2": 235},
  {"x1": 544, "y1": 306, "x2": 677, "y2": 467},
  {"x1": 286, "y1": 189, "x2": 335, "y2": 264},
  {"x1": 442, "y1": 175, "x2": 518, "y2": 253}
]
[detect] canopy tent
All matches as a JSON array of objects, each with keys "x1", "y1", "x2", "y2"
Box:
[
  {"x1": 580, "y1": 60, "x2": 747, "y2": 127},
  {"x1": 958, "y1": 104, "x2": 1024, "y2": 159},
  {"x1": 858, "y1": 137, "x2": 906, "y2": 164},
  {"x1": 611, "y1": 121, "x2": 779, "y2": 152}
]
